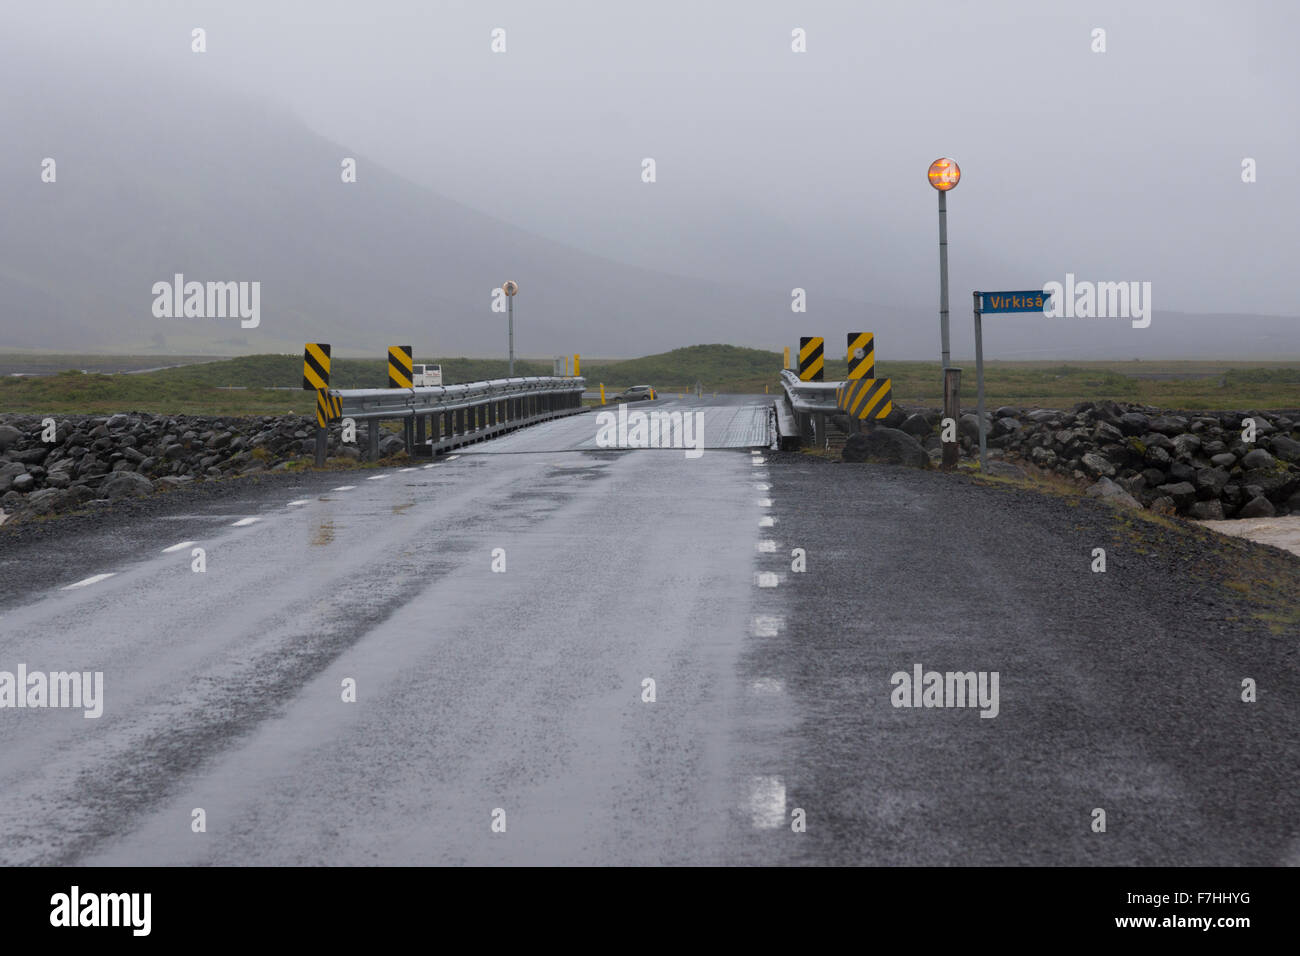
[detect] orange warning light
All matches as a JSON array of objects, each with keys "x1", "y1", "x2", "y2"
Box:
[{"x1": 927, "y1": 158, "x2": 961, "y2": 191}]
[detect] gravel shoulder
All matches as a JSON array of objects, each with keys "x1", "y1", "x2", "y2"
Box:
[{"x1": 746, "y1": 452, "x2": 1299, "y2": 865}]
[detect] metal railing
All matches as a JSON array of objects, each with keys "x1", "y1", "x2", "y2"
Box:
[
  {"x1": 334, "y1": 376, "x2": 584, "y2": 421},
  {"x1": 319, "y1": 376, "x2": 587, "y2": 461},
  {"x1": 778, "y1": 369, "x2": 842, "y2": 449},
  {"x1": 779, "y1": 369, "x2": 840, "y2": 414}
]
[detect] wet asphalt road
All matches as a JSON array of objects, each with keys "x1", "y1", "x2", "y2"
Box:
[{"x1": 0, "y1": 395, "x2": 1296, "y2": 866}]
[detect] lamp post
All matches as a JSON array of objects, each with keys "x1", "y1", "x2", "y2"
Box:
[
  {"x1": 502, "y1": 280, "x2": 518, "y2": 375},
  {"x1": 928, "y1": 158, "x2": 961, "y2": 469}
]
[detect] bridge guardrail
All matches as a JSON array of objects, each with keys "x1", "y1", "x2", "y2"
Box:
[
  {"x1": 333, "y1": 376, "x2": 584, "y2": 421},
  {"x1": 779, "y1": 368, "x2": 843, "y2": 448},
  {"x1": 315, "y1": 376, "x2": 587, "y2": 462}
]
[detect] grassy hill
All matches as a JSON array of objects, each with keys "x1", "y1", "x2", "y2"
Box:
[
  {"x1": 1, "y1": 346, "x2": 1297, "y2": 416},
  {"x1": 582, "y1": 345, "x2": 778, "y2": 390}
]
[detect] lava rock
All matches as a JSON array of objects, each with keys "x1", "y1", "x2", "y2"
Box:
[
  {"x1": 1156, "y1": 481, "x2": 1197, "y2": 510},
  {"x1": 1080, "y1": 453, "x2": 1115, "y2": 478},
  {"x1": 899, "y1": 413, "x2": 932, "y2": 438},
  {"x1": 1085, "y1": 476, "x2": 1141, "y2": 509},
  {"x1": 1241, "y1": 448, "x2": 1275, "y2": 469},
  {"x1": 100, "y1": 471, "x2": 155, "y2": 499},
  {"x1": 1237, "y1": 495, "x2": 1276, "y2": 518},
  {"x1": 1194, "y1": 467, "x2": 1230, "y2": 498},
  {"x1": 1271, "y1": 435, "x2": 1300, "y2": 463},
  {"x1": 1189, "y1": 500, "x2": 1225, "y2": 520},
  {"x1": 1148, "y1": 415, "x2": 1190, "y2": 436},
  {"x1": 842, "y1": 428, "x2": 928, "y2": 468}
]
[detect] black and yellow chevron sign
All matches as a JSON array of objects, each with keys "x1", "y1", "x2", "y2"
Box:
[
  {"x1": 388, "y1": 345, "x2": 413, "y2": 388},
  {"x1": 302, "y1": 343, "x2": 330, "y2": 391},
  {"x1": 846, "y1": 332, "x2": 875, "y2": 380},
  {"x1": 837, "y1": 377, "x2": 892, "y2": 420},
  {"x1": 315, "y1": 388, "x2": 342, "y2": 428},
  {"x1": 798, "y1": 336, "x2": 824, "y2": 381}
]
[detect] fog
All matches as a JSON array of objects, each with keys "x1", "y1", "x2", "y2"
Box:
[{"x1": 2, "y1": 0, "x2": 1296, "y2": 358}]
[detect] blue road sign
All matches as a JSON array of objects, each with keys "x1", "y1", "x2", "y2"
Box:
[{"x1": 979, "y1": 290, "x2": 1052, "y2": 314}]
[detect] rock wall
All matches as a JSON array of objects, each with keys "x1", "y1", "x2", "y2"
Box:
[
  {"x1": 0, "y1": 414, "x2": 388, "y2": 520},
  {"x1": 891, "y1": 401, "x2": 1300, "y2": 518}
]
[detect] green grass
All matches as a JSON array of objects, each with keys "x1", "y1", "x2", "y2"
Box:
[
  {"x1": 0, "y1": 354, "x2": 220, "y2": 375},
  {"x1": 2, "y1": 348, "x2": 1299, "y2": 416}
]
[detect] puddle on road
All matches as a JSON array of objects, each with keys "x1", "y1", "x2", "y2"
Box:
[{"x1": 1197, "y1": 516, "x2": 1300, "y2": 558}]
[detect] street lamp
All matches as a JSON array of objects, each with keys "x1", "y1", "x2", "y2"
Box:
[
  {"x1": 928, "y1": 158, "x2": 961, "y2": 470},
  {"x1": 927, "y1": 158, "x2": 960, "y2": 367},
  {"x1": 503, "y1": 280, "x2": 518, "y2": 376}
]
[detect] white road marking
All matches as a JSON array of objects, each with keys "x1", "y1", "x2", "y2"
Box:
[
  {"x1": 750, "y1": 678, "x2": 785, "y2": 695},
  {"x1": 399, "y1": 468, "x2": 417, "y2": 473},
  {"x1": 444, "y1": 454, "x2": 460, "y2": 461},
  {"x1": 756, "y1": 498, "x2": 773, "y2": 508},
  {"x1": 757, "y1": 540, "x2": 777, "y2": 553},
  {"x1": 232, "y1": 517, "x2": 260, "y2": 527},
  {"x1": 751, "y1": 615, "x2": 783, "y2": 637},
  {"x1": 759, "y1": 516, "x2": 775, "y2": 527},
  {"x1": 333, "y1": 485, "x2": 356, "y2": 491},
  {"x1": 755, "y1": 572, "x2": 779, "y2": 588},
  {"x1": 423, "y1": 464, "x2": 437, "y2": 470},
  {"x1": 288, "y1": 499, "x2": 309, "y2": 506},
  {"x1": 161, "y1": 541, "x2": 195, "y2": 553},
  {"x1": 751, "y1": 457, "x2": 766, "y2": 465},
  {"x1": 747, "y1": 775, "x2": 787, "y2": 830},
  {"x1": 754, "y1": 483, "x2": 771, "y2": 491},
  {"x1": 366, "y1": 474, "x2": 388, "y2": 481},
  {"x1": 61, "y1": 573, "x2": 116, "y2": 590}
]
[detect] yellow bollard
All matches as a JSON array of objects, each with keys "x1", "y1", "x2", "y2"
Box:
[
  {"x1": 574, "y1": 354, "x2": 580, "y2": 377},
  {"x1": 599, "y1": 383, "x2": 605, "y2": 405}
]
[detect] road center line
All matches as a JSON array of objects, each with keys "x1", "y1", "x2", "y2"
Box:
[
  {"x1": 61, "y1": 573, "x2": 116, "y2": 590},
  {"x1": 161, "y1": 541, "x2": 195, "y2": 553},
  {"x1": 232, "y1": 517, "x2": 260, "y2": 527}
]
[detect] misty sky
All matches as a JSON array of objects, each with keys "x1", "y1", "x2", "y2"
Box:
[{"x1": 5, "y1": 1, "x2": 1298, "y2": 358}]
